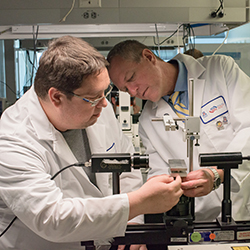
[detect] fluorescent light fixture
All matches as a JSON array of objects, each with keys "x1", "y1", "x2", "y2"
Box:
[{"x1": 11, "y1": 23, "x2": 182, "y2": 37}]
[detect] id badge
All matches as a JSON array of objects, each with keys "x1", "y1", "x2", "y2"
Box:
[{"x1": 200, "y1": 96, "x2": 228, "y2": 125}]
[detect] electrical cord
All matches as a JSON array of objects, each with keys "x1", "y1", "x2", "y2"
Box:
[
  {"x1": 0, "y1": 162, "x2": 86, "y2": 237},
  {"x1": 212, "y1": 28, "x2": 229, "y2": 56},
  {"x1": 154, "y1": 24, "x2": 161, "y2": 57},
  {"x1": 0, "y1": 80, "x2": 17, "y2": 96},
  {"x1": 182, "y1": 24, "x2": 196, "y2": 53},
  {"x1": 59, "y1": 0, "x2": 76, "y2": 23},
  {"x1": 211, "y1": 0, "x2": 224, "y2": 18},
  {"x1": 0, "y1": 216, "x2": 17, "y2": 238},
  {"x1": 50, "y1": 162, "x2": 85, "y2": 180},
  {"x1": 26, "y1": 50, "x2": 37, "y2": 72},
  {"x1": 153, "y1": 23, "x2": 184, "y2": 46},
  {"x1": 30, "y1": 25, "x2": 39, "y2": 86},
  {"x1": 0, "y1": 28, "x2": 11, "y2": 35},
  {"x1": 153, "y1": 23, "x2": 196, "y2": 54}
]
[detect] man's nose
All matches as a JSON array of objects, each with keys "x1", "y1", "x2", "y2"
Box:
[
  {"x1": 96, "y1": 97, "x2": 108, "y2": 108},
  {"x1": 127, "y1": 84, "x2": 138, "y2": 97}
]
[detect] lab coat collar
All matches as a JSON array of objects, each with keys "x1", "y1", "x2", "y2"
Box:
[
  {"x1": 175, "y1": 54, "x2": 206, "y2": 117},
  {"x1": 85, "y1": 102, "x2": 118, "y2": 154},
  {"x1": 28, "y1": 85, "x2": 56, "y2": 142},
  {"x1": 86, "y1": 123, "x2": 106, "y2": 153},
  {"x1": 28, "y1": 86, "x2": 108, "y2": 157},
  {"x1": 22, "y1": 86, "x2": 103, "y2": 193},
  {"x1": 27, "y1": 86, "x2": 77, "y2": 163},
  {"x1": 173, "y1": 53, "x2": 206, "y2": 79}
]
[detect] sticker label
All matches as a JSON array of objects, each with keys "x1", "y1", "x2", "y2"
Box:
[
  {"x1": 200, "y1": 96, "x2": 228, "y2": 124},
  {"x1": 189, "y1": 231, "x2": 212, "y2": 243},
  {"x1": 237, "y1": 231, "x2": 250, "y2": 240},
  {"x1": 190, "y1": 232, "x2": 201, "y2": 242},
  {"x1": 231, "y1": 247, "x2": 250, "y2": 250},
  {"x1": 170, "y1": 237, "x2": 187, "y2": 242},
  {"x1": 213, "y1": 230, "x2": 234, "y2": 241}
]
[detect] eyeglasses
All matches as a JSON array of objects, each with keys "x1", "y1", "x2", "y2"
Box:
[{"x1": 70, "y1": 84, "x2": 113, "y2": 107}]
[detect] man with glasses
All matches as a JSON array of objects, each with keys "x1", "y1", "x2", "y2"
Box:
[
  {"x1": 70, "y1": 84, "x2": 113, "y2": 106},
  {"x1": 0, "y1": 36, "x2": 183, "y2": 250}
]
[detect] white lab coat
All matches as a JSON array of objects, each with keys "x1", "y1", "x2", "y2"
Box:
[
  {"x1": 0, "y1": 86, "x2": 143, "y2": 250},
  {"x1": 139, "y1": 53, "x2": 250, "y2": 222}
]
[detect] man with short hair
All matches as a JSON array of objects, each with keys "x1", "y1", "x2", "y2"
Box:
[
  {"x1": 107, "y1": 40, "x2": 250, "y2": 222},
  {"x1": 0, "y1": 36, "x2": 183, "y2": 250}
]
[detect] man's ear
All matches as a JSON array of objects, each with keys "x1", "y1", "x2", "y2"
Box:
[
  {"x1": 142, "y1": 49, "x2": 156, "y2": 64},
  {"x1": 48, "y1": 87, "x2": 63, "y2": 107}
]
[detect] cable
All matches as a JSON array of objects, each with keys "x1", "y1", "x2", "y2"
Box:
[
  {"x1": 0, "y1": 162, "x2": 86, "y2": 237},
  {"x1": 153, "y1": 24, "x2": 184, "y2": 46},
  {"x1": 0, "y1": 217, "x2": 17, "y2": 237},
  {"x1": 212, "y1": 28, "x2": 229, "y2": 56},
  {"x1": 211, "y1": 0, "x2": 224, "y2": 18},
  {"x1": 16, "y1": 50, "x2": 38, "y2": 97},
  {"x1": 26, "y1": 50, "x2": 37, "y2": 72},
  {"x1": 152, "y1": 23, "x2": 196, "y2": 56},
  {"x1": 0, "y1": 28, "x2": 11, "y2": 35},
  {"x1": 154, "y1": 24, "x2": 161, "y2": 57},
  {"x1": 50, "y1": 162, "x2": 85, "y2": 180},
  {"x1": 30, "y1": 25, "x2": 39, "y2": 86},
  {"x1": 177, "y1": 23, "x2": 180, "y2": 53},
  {"x1": 59, "y1": 0, "x2": 76, "y2": 23},
  {"x1": 0, "y1": 80, "x2": 17, "y2": 95},
  {"x1": 182, "y1": 24, "x2": 196, "y2": 53}
]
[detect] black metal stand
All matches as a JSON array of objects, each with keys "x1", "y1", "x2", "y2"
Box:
[
  {"x1": 81, "y1": 153, "x2": 149, "y2": 249},
  {"x1": 81, "y1": 152, "x2": 250, "y2": 249},
  {"x1": 199, "y1": 152, "x2": 241, "y2": 223},
  {"x1": 111, "y1": 220, "x2": 250, "y2": 248},
  {"x1": 112, "y1": 172, "x2": 120, "y2": 195}
]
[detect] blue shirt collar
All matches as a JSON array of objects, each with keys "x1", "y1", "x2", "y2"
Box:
[{"x1": 162, "y1": 59, "x2": 187, "y2": 102}]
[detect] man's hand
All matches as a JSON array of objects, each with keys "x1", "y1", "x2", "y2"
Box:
[
  {"x1": 128, "y1": 174, "x2": 183, "y2": 220},
  {"x1": 181, "y1": 168, "x2": 218, "y2": 197}
]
